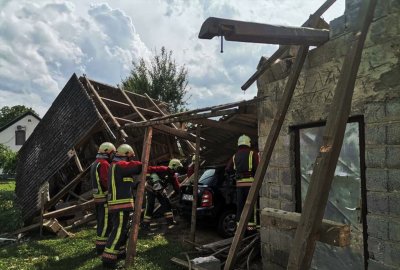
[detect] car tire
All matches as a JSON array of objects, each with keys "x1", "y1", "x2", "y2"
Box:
[{"x1": 217, "y1": 209, "x2": 236, "y2": 238}]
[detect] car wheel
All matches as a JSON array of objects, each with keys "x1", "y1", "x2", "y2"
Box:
[{"x1": 217, "y1": 209, "x2": 236, "y2": 238}]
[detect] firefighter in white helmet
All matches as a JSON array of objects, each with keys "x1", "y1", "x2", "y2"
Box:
[
  {"x1": 142, "y1": 159, "x2": 183, "y2": 230},
  {"x1": 90, "y1": 142, "x2": 116, "y2": 255},
  {"x1": 225, "y1": 135, "x2": 259, "y2": 232}
]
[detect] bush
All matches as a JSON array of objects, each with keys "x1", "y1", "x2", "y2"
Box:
[{"x1": 0, "y1": 144, "x2": 18, "y2": 174}]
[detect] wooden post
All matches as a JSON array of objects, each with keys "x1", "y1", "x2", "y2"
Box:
[
  {"x1": 189, "y1": 126, "x2": 201, "y2": 243},
  {"x1": 224, "y1": 31, "x2": 314, "y2": 270},
  {"x1": 40, "y1": 191, "x2": 45, "y2": 237},
  {"x1": 287, "y1": 1, "x2": 377, "y2": 269},
  {"x1": 125, "y1": 127, "x2": 153, "y2": 267}
]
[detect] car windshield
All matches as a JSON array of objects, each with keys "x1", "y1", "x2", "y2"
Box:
[{"x1": 198, "y1": 169, "x2": 216, "y2": 185}]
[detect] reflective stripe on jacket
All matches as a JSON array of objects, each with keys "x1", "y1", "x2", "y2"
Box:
[{"x1": 91, "y1": 159, "x2": 110, "y2": 203}]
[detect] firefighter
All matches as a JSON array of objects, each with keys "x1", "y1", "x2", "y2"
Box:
[
  {"x1": 101, "y1": 144, "x2": 142, "y2": 267},
  {"x1": 142, "y1": 159, "x2": 183, "y2": 230},
  {"x1": 90, "y1": 142, "x2": 116, "y2": 255},
  {"x1": 225, "y1": 134, "x2": 259, "y2": 232}
]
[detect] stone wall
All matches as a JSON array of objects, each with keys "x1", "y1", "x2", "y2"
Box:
[{"x1": 257, "y1": 0, "x2": 400, "y2": 269}]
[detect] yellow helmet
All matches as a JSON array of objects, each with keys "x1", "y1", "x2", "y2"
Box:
[
  {"x1": 116, "y1": 144, "x2": 135, "y2": 157},
  {"x1": 168, "y1": 158, "x2": 183, "y2": 170},
  {"x1": 98, "y1": 142, "x2": 116, "y2": 154},
  {"x1": 238, "y1": 134, "x2": 251, "y2": 147}
]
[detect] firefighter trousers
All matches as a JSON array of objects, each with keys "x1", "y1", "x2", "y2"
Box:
[
  {"x1": 95, "y1": 202, "x2": 112, "y2": 255},
  {"x1": 143, "y1": 190, "x2": 174, "y2": 225},
  {"x1": 102, "y1": 210, "x2": 130, "y2": 265},
  {"x1": 236, "y1": 186, "x2": 258, "y2": 231}
]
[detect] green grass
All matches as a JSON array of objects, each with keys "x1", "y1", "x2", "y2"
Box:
[
  {"x1": 0, "y1": 181, "x2": 185, "y2": 269},
  {"x1": 0, "y1": 181, "x2": 23, "y2": 233},
  {"x1": 0, "y1": 229, "x2": 184, "y2": 270}
]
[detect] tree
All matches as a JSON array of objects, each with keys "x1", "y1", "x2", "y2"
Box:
[
  {"x1": 0, "y1": 105, "x2": 38, "y2": 127},
  {"x1": 122, "y1": 47, "x2": 189, "y2": 113},
  {"x1": 0, "y1": 144, "x2": 17, "y2": 174}
]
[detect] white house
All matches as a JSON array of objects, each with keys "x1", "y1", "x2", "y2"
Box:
[{"x1": 0, "y1": 111, "x2": 41, "y2": 152}]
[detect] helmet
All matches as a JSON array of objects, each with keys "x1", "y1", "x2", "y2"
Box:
[
  {"x1": 98, "y1": 142, "x2": 116, "y2": 154},
  {"x1": 116, "y1": 144, "x2": 135, "y2": 157},
  {"x1": 192, "y1": 155, "x2": 196, "y2": 162},
  {"x1": 238, "y1": 135, "x2": 251, "y2": 147},
  {"x1": 168, "y1": 158, "x2": 183, "y2": 170}
]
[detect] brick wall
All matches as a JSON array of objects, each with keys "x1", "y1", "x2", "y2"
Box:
[{"x1": 257, "y1": 0, "x2": 400, "y2": 269}]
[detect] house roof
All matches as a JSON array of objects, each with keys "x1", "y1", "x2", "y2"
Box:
[{"x1": 0, "y1": 111, "x2": 41, "y2": 133}]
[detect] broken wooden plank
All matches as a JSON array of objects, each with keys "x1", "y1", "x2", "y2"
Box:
[
  {"x1": 125, "y1": 95, "x2": 267, "y2": 128},
  {"x1": 287, "y1": 1, "x2": 377, "y2": 269},
  {"x1": 261, "y1": 208, "x2": 350, "y2": 247},
  {"x1": 199, "y1": 17, "x2": 329, "y2": 45},
  {"x1": 144, "y1": 93, "x2": 196, "y2": 152},
  {"x1": 193, "y1": 118, "x2": 257, "y2": 137},
  {"x1": 64, "y1": 213, "x2": 96, "y2": 230},
  {"x1": 125, "y1": 127, "x2": 153, "y2": 267},
  {"x1": 45, "y1": 165, "x2": 91, "y2": 210},
  {"x1": 241, "y1": 0, "x2": 336, "y2": 90},
  {"x1": 44, "y1": 199, "x2": 94, "y2": 219},
  {"x1": 126, "y1": 108, "x2": 239, "y2": 128}
]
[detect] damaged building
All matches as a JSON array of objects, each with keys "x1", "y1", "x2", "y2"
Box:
[{"x1": 257, "y1": 0, "x2": 400, "y2": 269}]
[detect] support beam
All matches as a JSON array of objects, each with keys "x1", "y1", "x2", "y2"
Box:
[
  {"x1": 193, "y1": 118, "x2": 257, "y2": 137},
  {"x1": 126, "y1": 127, "x2": 153, "y2": 267},
  {"x1": 126, "y1": 108, "x2": 238, "y2": 128},
  {"x1": 287, "y1": 1, "x2": 377, "y2": 269},
  {"x1": 154, "y1": 125, "x2": 197, "y2": 143},
  {"x1": 241, "y1": 0, "x2": 336, "y2": 90},
  {"x1": 144, "y1": 93, "x2": 196, "y2": 152},
  {"x1": 189, "y1": 126, "x2": 201, "y2": 243},
  {"x1": 224, "y1": 29, "x2": 312, "y2": 270},
  {"x1": 45, "y1": 165, "x2": 91, "y2": 210},
  {"x1": 125, "y1": 95, "x2": 266, "y2": 128},
  {"x1": 261, "y1": 208, "x2": 350, "y2": 247},
  {"x1": 199, "y1": 17, "x2": 329, "y2": 46},
  {"x1": 43, "y1": 199, "x2": 94, "y2": 219}
]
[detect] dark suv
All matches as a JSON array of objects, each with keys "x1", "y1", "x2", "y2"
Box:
[{"x1": 178, "y1": 166, "x2": 237, "y2": 238}]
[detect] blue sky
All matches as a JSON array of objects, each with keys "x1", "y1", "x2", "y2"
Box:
[{"x1": 0, "y1": 0, "x2": 345, "y2": 116}]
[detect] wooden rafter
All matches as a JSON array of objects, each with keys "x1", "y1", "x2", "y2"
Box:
[{"x1": 193, "y1": 118, "x2": 257, "y2": 136}]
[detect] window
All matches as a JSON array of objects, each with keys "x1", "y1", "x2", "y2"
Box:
[
  {"x1": 15, "y1": 130, "x2": 26, "y2": 145},
  {"x1": 293, "y1": 117, "x2": 367, "y2": 269}
]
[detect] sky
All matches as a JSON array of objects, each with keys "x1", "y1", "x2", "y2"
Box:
[{"x1": 0, "y1": 0, "x2": 345, "y2": 116}]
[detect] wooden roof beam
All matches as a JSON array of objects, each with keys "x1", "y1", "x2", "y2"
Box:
[
  {"x1": 199, "y1": 17, "x2": 329, "y2": 46},
  {"x1": 193, "y1": 118, "x2": 257, "y2": 137},
  {"x1": 240, "y1": 0, "x2": 336, "y2": 90}
]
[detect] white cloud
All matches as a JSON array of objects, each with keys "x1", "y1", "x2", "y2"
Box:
[
  {"x1": 0, "y1": 0, "x2": 151, "y2": 116},
  {"x1": 0, "y1": 0, "x2": 345, "y2": 116}
]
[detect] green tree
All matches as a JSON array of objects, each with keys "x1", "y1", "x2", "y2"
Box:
[
  {"x1": 0, "y1": 105, "x2": 38, "y2": 127},
  {"x1": 0, "y1": 144, "x2": 17, "y2": 174},
  {"x1": 122, "y1": 47, "x2": 189, "y2": 113}
]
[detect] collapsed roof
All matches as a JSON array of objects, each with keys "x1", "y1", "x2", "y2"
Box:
[{"x1": 16, "y1": 73, "x2": 261, "y2": 221}]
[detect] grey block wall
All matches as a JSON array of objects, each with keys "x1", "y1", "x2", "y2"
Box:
[{"x1": 257, "y1": 0, "x2": 400, "y2": 269}]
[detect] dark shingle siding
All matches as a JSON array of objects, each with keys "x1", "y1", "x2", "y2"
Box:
[{"x1": 15, "y1": 74, "x2": 101, "y2": 221}]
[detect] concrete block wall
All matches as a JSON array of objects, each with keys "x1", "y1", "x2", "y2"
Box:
[{"x1": 256, "y1": 0, "x2": 400, "y2": 268}]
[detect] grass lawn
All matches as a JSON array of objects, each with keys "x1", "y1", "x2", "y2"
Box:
[{"x1": 0, "y1": 181, "x2": 186, "y2": 270}]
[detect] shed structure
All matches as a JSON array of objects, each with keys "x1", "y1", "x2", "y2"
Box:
[{"x1": 15, "y1": 73, "x2": 260, "y2": 223}]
